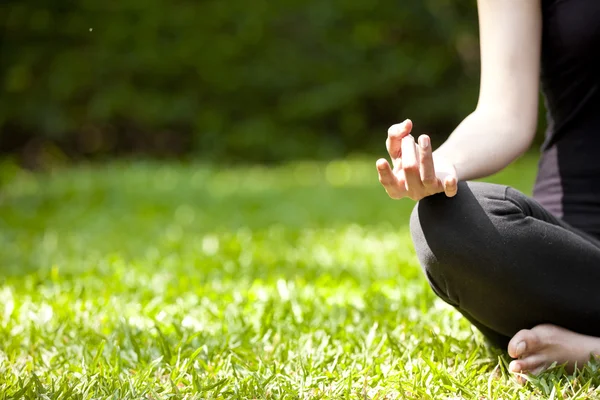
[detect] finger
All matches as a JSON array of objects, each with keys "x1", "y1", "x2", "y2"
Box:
[
  {"x1": 443, "y1": 176, "x2": 458, "y2": 197},
  {"x1": 387, "y1": 119, "x2": 413, "y2": 157},
  {"x1": 387, "y1": 119, "x2": 413, "y2": 169},
  {"x1": 376, "y1": 159, "x2": 404, "y2": 198},
  {"x1": 401, "y1": 135, "x2": 422, "y2": 191},
  {"x1": 386, "y1": 138, "x2": 402, "y2": 171},
  {"x1": 418, "y1": 135, "x2": 436, "y2": 187}
]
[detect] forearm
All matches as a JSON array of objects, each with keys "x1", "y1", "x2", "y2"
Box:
[{"x1": 434, "y1": 110, "x2": 534, "y2": 181}]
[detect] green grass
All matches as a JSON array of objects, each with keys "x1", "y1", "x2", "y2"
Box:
[{"x1": 1, "y1": 154, "x2": 600, "y2": 399}]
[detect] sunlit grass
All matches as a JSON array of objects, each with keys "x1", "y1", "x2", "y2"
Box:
[{"x1": 2, "y1": 154, "x2": 600, "y2": 399}]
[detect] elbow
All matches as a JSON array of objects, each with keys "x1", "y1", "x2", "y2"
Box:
[
  {"x1": 498, "y1": 125, "x2": 536, "y2": 168},
  {"x1": 512, "y1": 122, "x2": 538, "y2": 157},
  {"x1": 474, "y1": 107, "x2": 538, "y2": 158},
  {"x1": 513, "y1": 130, "x2": 535, "y2": 157}
]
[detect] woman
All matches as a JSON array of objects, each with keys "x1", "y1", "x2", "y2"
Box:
[{"x1": 376, "y1": 0, "x2": 600, "y2": 377}]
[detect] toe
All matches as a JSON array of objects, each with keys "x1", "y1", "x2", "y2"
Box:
[
  {"x1": 509, "y1": 360, "x2": 524, "y2": 373},
  {"x1": 508, "y1": 329, "x2": 541, "y2": 358},
  {"x1": 509, "y1": 361, "x2": 530, "y2": 385},
  {"x1": 509, "y1": 354, "x2": 547, "y2": 375}
]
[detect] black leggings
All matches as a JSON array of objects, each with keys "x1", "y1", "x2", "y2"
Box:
[{"x1": 410, "y1": 181, "x2": 600, "y2": 349}]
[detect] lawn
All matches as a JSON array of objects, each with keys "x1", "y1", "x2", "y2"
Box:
[{"x1": 1, "y1": 155, "x2": 600, "y2": 399}]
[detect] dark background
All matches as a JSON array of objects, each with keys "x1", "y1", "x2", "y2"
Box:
[{"x1": 0, "y1": 0, "x2": 545, "y2": 168}]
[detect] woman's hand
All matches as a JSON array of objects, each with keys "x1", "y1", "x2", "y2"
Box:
[{"x1": 376, "y1": 119, "x2": 458, "y2": 201}]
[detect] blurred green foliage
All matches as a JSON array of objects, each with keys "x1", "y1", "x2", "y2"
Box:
[{"x1": 1, "y1": 0, "x2": 481, "y2": 162}]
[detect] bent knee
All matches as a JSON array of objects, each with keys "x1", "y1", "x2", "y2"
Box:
[
  {"x1": 410, "y1": 181, "x2": 508, "y2": 244},
  {"x1": 409, "y1": 182, "x2": 510, "y2": 295},
  {"x1": 410, "y1": 198, "x2": 456, "y2": 303}
]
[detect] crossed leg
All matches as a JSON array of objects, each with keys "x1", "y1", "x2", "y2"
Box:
[{"x1": 410, "y1": 182, "x2": 600, "y2": 376}]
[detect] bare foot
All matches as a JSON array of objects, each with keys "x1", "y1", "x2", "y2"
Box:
[{"x1": 507, "y1": 324, "x2": 600, "y2": 376}]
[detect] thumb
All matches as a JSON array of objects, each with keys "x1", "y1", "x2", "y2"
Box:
[{"x1": 443, "y1": 175, "x2": 458, "y2": 197}]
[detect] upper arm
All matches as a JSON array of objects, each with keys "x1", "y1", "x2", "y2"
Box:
[{"x1": 476, "y1": 0, "x2": 542, "y2": 144}]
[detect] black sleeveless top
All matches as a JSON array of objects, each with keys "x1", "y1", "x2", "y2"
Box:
[{"x1": 533, "y1": 0, "x2": 600, "y2": 238}]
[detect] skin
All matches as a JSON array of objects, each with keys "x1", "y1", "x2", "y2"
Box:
[
  {"x1": 508, "y1": 325, "x2": 600, "y2": 377},
  {"x1": 377, "y1": 0, "x2": 600, "y2": 379}
]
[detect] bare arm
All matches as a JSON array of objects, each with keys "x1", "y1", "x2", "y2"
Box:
[
  {"x1": 435, "y1": 0, "x2": 542, "y2": 181},
  {"x1": 377, "y1": 0, "x2": 542, "y2": 200}
]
